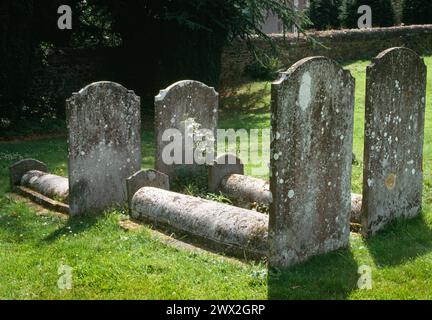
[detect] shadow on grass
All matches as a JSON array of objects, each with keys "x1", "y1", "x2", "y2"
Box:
[
  {"x1": 365, "y1": 213, "x2": 432, "y2": 267},
  {"x1": 221, "y1": 84, "x2": 270, "y2": 111},
  {"x1": 268, "y1": 249, "x2": 358, "y2": 300},
  {"x1": 0, "y1": 208, "x2": 39, "y2": 242},
  {"x1": 219, "y1": 107, "x2": 271, "y2": 130},
  {"x1": 42, "y1": 214, "x2": 99, "y2": 243},
  {"x1": 219, "y1": 82, "x2": 271, "y2": 130}
]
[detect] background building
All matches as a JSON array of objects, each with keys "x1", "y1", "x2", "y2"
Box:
[{"x1": 260, "y1": 0, "x2": 310, "y2": 34}]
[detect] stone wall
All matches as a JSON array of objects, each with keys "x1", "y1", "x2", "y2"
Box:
[{"x1": 221, "y1": 25, "x2": 432, "y2": 87}]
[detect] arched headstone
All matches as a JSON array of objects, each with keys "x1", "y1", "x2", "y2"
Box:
[
  {"x1": 66, "y1": 81, "x2": 141, "y2": 215},
  {"x1": 155, "y1": 80, "x2": 218, "y2": 179},
  {"x1": 362, "y1": 47, "x2": 427, "y2": 235},
  {"x1": 270, "y1": 57, "x2": 355, "y2": 268}
]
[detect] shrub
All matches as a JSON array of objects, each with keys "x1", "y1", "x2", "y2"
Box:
[{"x1": 245, "y1": 54, "x2": 283, "y2": 80}]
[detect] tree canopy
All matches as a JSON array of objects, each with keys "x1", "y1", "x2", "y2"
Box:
[
  {"x1": 340, "y1": 0, "x2": 395, "y2": 28},
  {"x1": 402, "y1": 0, "x2": 432, "y2": 25},
  {"x1": 0, "y1": 0, "x2": 309, "y2": 133},
  {"x1": 307, "y1": 0, "x2": 342, "y2": 30}
]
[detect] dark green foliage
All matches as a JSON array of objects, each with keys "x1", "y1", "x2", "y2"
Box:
[
  {"x1": 245, "y1": 55, "x2": 283, "y2": 80},
  {"x1": 0, "y1": 1, "x2": 36, "y2": 129},
  {"x1": 0, "y1": 0, "x2": 308, "y2": 135},
  {"x1": 85, "y1": 0, "x2": 309, "y2": 110},
  {"x1": 391, "y1": 0, "x2": 403, "y2": 24},
  {"x1": 307, "y1": 0, "x2": 342, "y2": 30},
  {"x1": 340, "y1": 0, "x2": 396, "y2": 28},
  {"x1": 0, "y1": 0, "x2": 86, "y2": 134},
  {"x1": 402, "y1": 0, "x2": 432, "y2": 25}
]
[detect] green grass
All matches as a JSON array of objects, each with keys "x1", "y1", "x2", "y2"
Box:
[{"x1": 1, "y1": 56, "x2": 432, "y2": 299}]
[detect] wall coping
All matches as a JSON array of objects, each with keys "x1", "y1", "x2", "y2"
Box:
[{"x1": 234, "y1": 25, "x2": 432, "y2": 45}]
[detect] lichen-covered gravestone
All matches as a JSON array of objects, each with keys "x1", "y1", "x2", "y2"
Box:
[
  {"x1": 155, "y1": 80, "x2": 218, "y2": 179},
  {"x1": 362, "y1": 47, "x2": 427, "y2": 235},
  {"x1": 270, "y1": 57, "x2": 355, "y2": 268},
  {"x1": 66, "y1": 81, "x2": 141, "y2": 215}
]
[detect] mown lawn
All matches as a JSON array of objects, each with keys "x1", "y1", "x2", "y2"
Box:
[{"x1": 0, "y1": 56, "x2": 431, "y2": 299}]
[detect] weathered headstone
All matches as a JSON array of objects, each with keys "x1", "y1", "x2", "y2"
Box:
[
  {"x1": 362, "y1": 47, "x2": 427, "y2": 235},
  {"x1": 155, "y1": 80, "x2": 218, "y2": 179},
  {"x1": 270, "y1": 57, "x2": 355, "y2": 268},
  {"x1": 66, "y1": 81, "x2": 141, "y2": 215}
]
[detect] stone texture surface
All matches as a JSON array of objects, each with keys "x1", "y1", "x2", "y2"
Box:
[
  {"x1": 221, "y1": 174, "x2": 271, "y2": 206},
  {"x1": 350, "y1": 194, "x2": 363, "y2": 224},
  {"x1": 217, "y1": 172, "x2": 363, "y2": 224},
  {"x1": 131, "y1": 187, "x2": 268, "y2": 258},
  {"x1": 155, "y1": 80, "x2": 218, "y2": 179},
  {"x1": 269, "y1": 56, "x2": 355, "y2": 268},
  {"x1": 208, "y1": 153, "x2": 244, "y2": 193},
  {"x1": 9, "y1": 159, "x2": 48, "y2": 187},
  {"x1": 126, "y1": 169, "x2": 169, "y2": 211},
  {"x1": 66, "y1": 81, "x2": 141, "y2": 215},
  {"x1": 362, "y1": 47, "x2": 426, "y2": 235},
  {"x1": 21, "y1": 170, "x2": 69, "y2": 202}
]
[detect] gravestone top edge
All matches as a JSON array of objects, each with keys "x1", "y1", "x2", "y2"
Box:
[
  {"x1": 368, "y1": 47, "x2": 426, "y2": 71},
  {"x1": 127, "y1": 169, "x2": 169, "y2": 184},
  {"x1": 155, "y1": 80, "x2": 218, "y2": 103},
  {"x1": 67, "y1": 81, "x2": 139, "y2": 102},
  {"x1": 214, "y1": 153, "x2": 244, "y2": 166},
  {"x1": 273, "y1": 56, "x2": 354, "y2": 87}
]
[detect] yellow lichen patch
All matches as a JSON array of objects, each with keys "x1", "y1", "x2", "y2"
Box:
[{"x1": 385, "y1": 173, "x2": 397, "y2": 190}]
